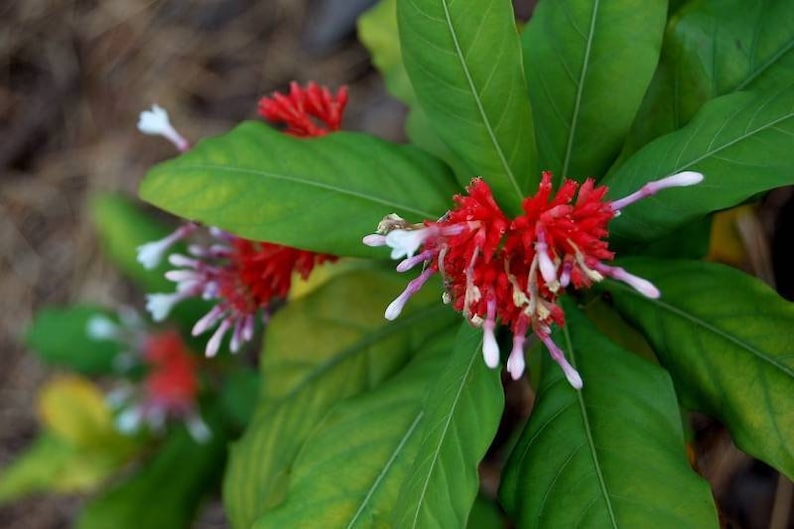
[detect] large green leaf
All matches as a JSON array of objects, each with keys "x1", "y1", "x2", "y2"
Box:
[
  {"x1": 140, "y1": 123, "x2": 458, "y2": 256},
  {"x1": 604, "y1": 86, "x2": 794, "y2": 247},
  {"x1": 522, "y1": 0, "x2": 666, "y2": 182},
  {"x1": 89, "y1": 193, "x2": 173, "y2": 292},
  {"x1": 25, "y1": 306, "x2": 121, "y2": 375},
  {"x1": 223, "y1": 266, "x2": 458, "y2": 529},
  {"x1": 251, "y1": 330, "x2": 454, "y2": 528},
  {"x1": 77, "y1": 411, "x2": 227, "y2": 529},
  {"x1": 500, "y1": 300, "x2": 718, "y2": 528},
  {"x1": 397, "y1": 0, "x2": 536, "y2": 211},
  {"x1": 358, "y1": 0, "x2": 471, "y2": 178},
  {"x1": 392, "y1": 323, "x2": 504, "y2": 529},
  {"x1": 622, "y1": 0, "x2": 794, "y2": 158},
  {"x1": 605, "y1": 259, "x2": 794, "y2": 479}
]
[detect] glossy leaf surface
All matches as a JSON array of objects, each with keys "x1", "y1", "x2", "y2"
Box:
[
  {"x1": 223, "y1": 267, "x2": 458, "y2": 529},
  {"x1": 392, "y1": 323, "x2": 504, "y2": 529},
  {"x1": 605, "y1": 87, "x2": 794, "y2": 246},
  {"x1": 252, "y1": 331, "x2": 453, "y2": 528},
  {"x1": 500, "y1": 301, "x2": 718, "y2": 528},
  {"x1": 397, "y1": 0, "x2": 536, "y2": 211},
  {"x1": 606, "y1": 259, "x2": 794, "y2": 479},
  {"x1": 522, "y1": 0, "x2": 666, "y2": 182},
  {"x1": 140, "y1": 123, "x2": 458, "y2": 256},
  {"x1": 623, "y1": 0, "x2": 794, "y2": 157}
]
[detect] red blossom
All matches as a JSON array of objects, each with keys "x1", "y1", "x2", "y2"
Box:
[
  {"x1": 258, "y1": 81, "x2": 348, "y2": 137},
  {"x1": 367, "y1": 171, "x2": 703, "y2": 387},
  {"x1": 142, "y1": 330, "x2": 200, "y2": 414}
]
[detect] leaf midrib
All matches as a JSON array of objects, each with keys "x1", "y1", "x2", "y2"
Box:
[
  {"x1": 407, "y1": 336, "x2": 482, "y2": 529},
  {"x1": 150, "y1": 163, "x2": 440, "y2": 219},
  {"x1": 672, "y1": 101, "x2": 794, "y2": 172},
  {"x1": 634, "y1": 292, "x2": 794, "y2": 379},
  {"x1": 345, "y1": 411, "x2": 424, "y2": 529},
  {"x1": 436, "y1": 0, "x2": 523, "y2": 200},
  {"x1": 561, "y1": 0, "x2": 601, "y2": 179},
  {"x1": 563, "y1": 324, "x2": 619, "y2": 529},
  {"x1": 273, "y1": 304, "x2": 454, "y2": 402}
]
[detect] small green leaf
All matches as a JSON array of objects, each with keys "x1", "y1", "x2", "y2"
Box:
[
  {"x1": 77, "y1": 411, "x2": 227, "y2": 529},
  {"x1": 89, "y1": 193, "x2": 173, "y2": 291},
  {"x1": 397, "y1": 0, "x2": 536, "y2": 211},
  {"x1": 26, "y1": 306, "x2": 121, "y2": 375},
  {"x1": 251, "y1": 330, "x2": 455, "y2": 528},
  {"x1": 605, "y1": 259, "x2": 794, "y2": 479},
  {"x1": 522, "y1": 0, "x2": 666, "y2": 182},
  {"x1": 392, "y1": 323, "x2": 504, "y2": 529},
  {"x1": 140, "y1": 124, "x2": 458, "y2": 256},
  {"x1": 223, "y1": 266, "x2": 459, "y2": 529},
  {"x1": 500, "y1": 300, "x2": 718, "y2": 528},
  {"x1": 622, "y1": 0, "x2": 794, "y2": 158},
  {"x1": 604, "y1": 87, "x2": 794, "y2": 246}
]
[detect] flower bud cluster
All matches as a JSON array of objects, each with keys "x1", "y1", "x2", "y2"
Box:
[{"x1": 366, "y1": 171, "x2": 703, "y2": 388}]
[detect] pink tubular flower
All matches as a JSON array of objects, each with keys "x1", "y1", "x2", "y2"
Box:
[
  {"x1": 258, "y1": 81, "x2": 348, "y2": 137},
  {"x1": 148, "y1": 230, "x2": 336, "y2": 356},
  {"x1": 365, "y1": 171, "x2": 704, "y2": 389}
]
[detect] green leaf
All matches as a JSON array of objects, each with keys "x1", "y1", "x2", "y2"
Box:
[
  {"x1": 89, "y1": 193, "x2": 173, "y2": 292},
  {"x1": 358, "y1": 0, "x2": 471, "y2": 178},
  {"x1": 500, "y1": 300, "x2": 718, "y2": 528},
  {"x1": 0, "y1": 434, "x2": 124, "y2": 503},
  {"x1": 622, "y1": 0, "x2": 794, "y2": 158},
  {"x1": 251, "y1": 330, "x2": 455, "y2": 528},
  {"x1": 223, "y1": 266, "x2": 459, "y2": 529},
  {"x1": 358, "y1": 0, "x2": 415, "y2": 105},
  {"x1": 522, "y1": 0, "x2": 666, "y2": 182},
  {"x1": 604, "y1": 87, "x2": 794, "y2": 247},
  {"x1": 392, "y1": 323, "x2": 504, "y2": 529},
  {"x1": 397, "y1": 0, "x2": 536, "y2": 211},
  {"x1": 605, "y1": 258, "x2": 794, "y2": 479},
  {"x1": 466, "y1": 495, "x2": 505, "y2": 529},
  {"x1": 219, "y1": 367, "x2": 261, "y2": 429},
  {"x1": 140, "y1": 124, "x2": 458, "y2": 256},
  {"x1": 77, "y1": 412, "x2": 227, "y2": 529},
  {"x1": 25, "y1": 306, "x2": 121, "y2": 375}
]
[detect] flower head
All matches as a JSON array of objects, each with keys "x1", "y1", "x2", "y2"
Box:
[
  {"x1": 149, "y1": 230, "x2": 337, "y2": 356},
  {"x1": 366, "y1": 171, "x2": 703, "y2": 388},
  {"x1": 258, "y1": 81, "x2": 348, "y2": 137},
  {"x1": 138, "y1": 83, "x2": 344, "y2": 356},
  {"x1": 87, "y1": 311, "x2": 209, "y2": 442}
]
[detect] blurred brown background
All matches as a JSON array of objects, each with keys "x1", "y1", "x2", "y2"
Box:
[{"x1": 1, "y1": 1, "x2": 792, "y2": 528}]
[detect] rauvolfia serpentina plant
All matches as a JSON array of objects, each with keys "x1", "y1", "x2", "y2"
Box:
[{"x1": 130, "y1": 0, "x2": 794, "y2": 527}]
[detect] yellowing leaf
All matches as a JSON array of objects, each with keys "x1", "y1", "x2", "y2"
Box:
[{"x1": 37, "y1": 375, "x2": 116, "y2": 449}]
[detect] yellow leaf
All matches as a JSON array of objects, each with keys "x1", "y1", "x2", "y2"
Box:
[{"x1": 37, "y1": 375, "x2": 115, "y2": 449}]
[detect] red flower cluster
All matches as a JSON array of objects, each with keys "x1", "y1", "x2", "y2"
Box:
[
  {"x1": 258, "y1": 81, "x2": 348, "y2": 137},
  {"x1": 366, "y1": 171, "x2": 703, "y2": 388},
  {"x1": 147, "y1": 229, "x2": 336, "y2": 356},
  {"x1": 142, "y1": 330, "x2": 200, "y2": 417},
  {"x1": 139, "y1": 82, "x2": 345, "y2": 356}
]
